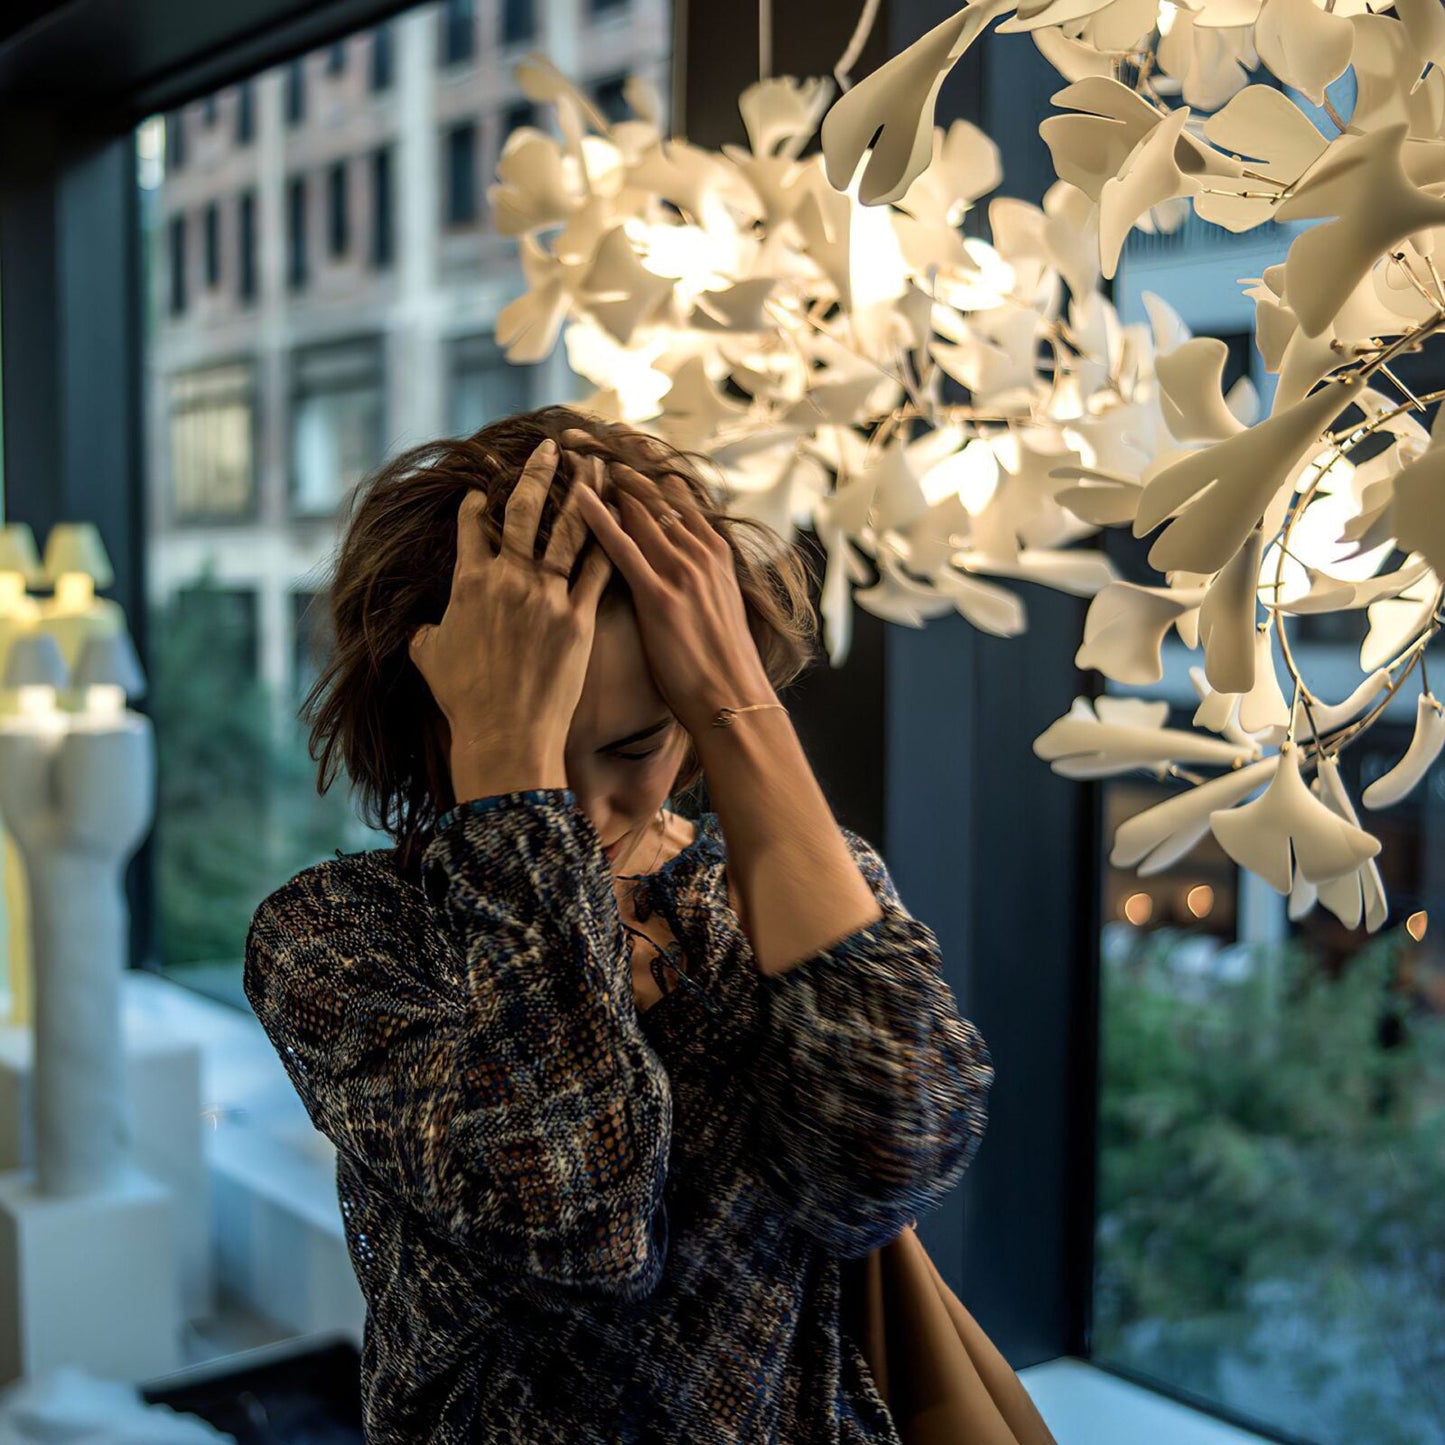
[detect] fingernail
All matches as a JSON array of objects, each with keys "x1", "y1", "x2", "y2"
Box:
[{"x1": 538, "y1": 438, "x2": 557, "y2": 455}]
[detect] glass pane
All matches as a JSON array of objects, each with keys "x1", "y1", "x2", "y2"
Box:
[
  {"x1": 1093, "y1": 616, "x2": 1445, "y2": 1436},
  {"x1": 137, "y1": 1, "x2": 673, "y2": 1014}
]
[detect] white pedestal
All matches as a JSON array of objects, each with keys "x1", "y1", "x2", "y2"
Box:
[
  {"x1": 0, "y1": 1018, "x2": 212, "y2": 1322},
  {"x1": 0, "y1": 1161, "x2": 182, "y2": 1387}
]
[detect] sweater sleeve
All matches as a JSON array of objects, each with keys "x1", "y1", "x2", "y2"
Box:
[
  {"x1": 243, "y1": 787, "x2": 672, "y2": 1304},
  {"x1": 742, "y1": 825, "x2": 994, "y2": 1259}
]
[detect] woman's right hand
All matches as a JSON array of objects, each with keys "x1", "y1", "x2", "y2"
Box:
[{"x1": 408, "y1": 438, "x2": 614, "y2": 795}]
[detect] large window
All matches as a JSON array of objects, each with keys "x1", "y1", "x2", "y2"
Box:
[
  {"x1": 287, "y1": 174, "x2": 307, "y2": 288},
  {"x1": 444, "y1": 120, "x2": 477, "y2": 225},
  {"x1": 167, "y1": 212, "x2": 187, "y2": 314},
  {"x1": 448, "y1": 331, "x2": 533, "y2": 435},
  {"x1": 439, "y1": 0, "x2": 474, "y2": 64},
  {"x1": 289, "y1": 336, "x2": 386, "y2": 517},
  {"x1": 328, "y1": 160, "x2": 350, "y2": 257},
  {"x1": 238, "y1": 189, "x2": 257, "y2": 304},
  {"x1": 501, "y1": 0, "x2": 534, "y2": 45},
  {"x1": 138, "y1": 0, "x2": 673, "y2": 1022},
  {"x1": 203, "y1": 201, "x2": 221, "y2": 288},
  {"x1": 1092, "y1": 701, "x2": 1445, "y2": 1440},
  {"x1": 236, "y1": 78, "x2": 255, "y2": 144},
  {"x1": 370, "y1": 145, "x2": 394, "y2": 267},
  {"x1": 167, "y1": 361, "x2": 258, "y2": 523},
  {"x1": 370, "y1": 22, "x2": 394, "y2": 90}
]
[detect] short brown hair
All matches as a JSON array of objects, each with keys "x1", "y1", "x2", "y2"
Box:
[{"x1": 301, "y1": 404, "x2": 824, "y2": 878}]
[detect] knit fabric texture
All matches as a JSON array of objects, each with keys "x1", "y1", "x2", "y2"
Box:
[{"x1": 243, "y1": 788, "x2": 995, "y2": 1443}]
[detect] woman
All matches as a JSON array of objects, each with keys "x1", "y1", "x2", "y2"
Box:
[{"x1": 244, "y1": 405, "x2": 995, "y2": 1444}]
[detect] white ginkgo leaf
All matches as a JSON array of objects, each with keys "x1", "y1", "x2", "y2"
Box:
[
  {"x1": 1197, "y1": 528, "x2": 1262, "y2": 695},
  {"x1": 1275, "y1": 123, "x2": 1445, "y2": 339},
  {"x1": 1111, "y1": 755, "x2": 1281, "y2": 876},
  {"x1": 819, "y1": 0, "x2": 1013, "y2": 207},
  {"x1": 1211, "y1": 742, "x2": 1381, "y2": 894},
  {"x1": 1034, "y1": 693, "x2": 1255, "y2": 780},
  {"x1": 1075, "y1": 580, "x2": 1209, "y2": 684},
  {"x1": 1289, "y1": 669, "x2": 1394, "y2": 745},
  {"x1": 1361, "y1": 693, "x2": 1445, "y2": 809},
  {"x1": 1390, "y1": 443, "x2": 1445, "y2": 585},
  {"x1": 738, "y1": 76, "x2": 832, "y2": 159},
  {"x1": 1362, "y1": 574, "x2": 1439, "y2": 672},
  {"x1": 1253, "y1": 0, "x2": 1354, "y2": 104},
  {"x1": 1039, "y1": 78, "x2": 1163, "y2": 205},
  {"x1": 1312, "y1": 755, "x2": 1390, "y2": 932},
  {"x1": 1135, "y1": 377, "x2": 1357, "y2": 575},
  {"x1": 1199, "y1": 83, "x2": 1329, "y2": 180},
  {"x1": 1156, "y1": 336, "x2": 1250, "y2": 443},
  {"x1": 1236, "y1": 623, "x2": 1292, "y2": 737}
]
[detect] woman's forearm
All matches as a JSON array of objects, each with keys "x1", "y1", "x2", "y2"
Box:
[{"x1": 692, "y1": 706, "x2": 882, "y2": 977}]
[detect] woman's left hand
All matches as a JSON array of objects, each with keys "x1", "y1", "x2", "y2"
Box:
[{"x1": 560, "y1": 429, "x2": 778, "y2": 738}]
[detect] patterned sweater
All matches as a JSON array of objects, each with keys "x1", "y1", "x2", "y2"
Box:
[{"x1": 243, "y1": 788, "x2": 995, "y2": 1444}]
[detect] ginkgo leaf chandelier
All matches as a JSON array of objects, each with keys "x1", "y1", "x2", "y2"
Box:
[{"x1": 486, "y1": 0, "x2": 1445, "y2": 935}]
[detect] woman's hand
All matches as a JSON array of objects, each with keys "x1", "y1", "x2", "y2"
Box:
[
  {"x1": 562, "y1": 429, "x2": 777, "y2": 738},
  {"x1": 409, "y1": 438, "x2": 612, "y2": 794}
]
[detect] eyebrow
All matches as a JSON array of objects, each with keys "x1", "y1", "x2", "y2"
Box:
[{"x1": 598, "y1": 716, "x2": 673, "y2": 752}]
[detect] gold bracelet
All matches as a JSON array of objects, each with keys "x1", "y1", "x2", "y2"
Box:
[{"x1": 712, "y1": 702, "x2": 786, "y2": 727}]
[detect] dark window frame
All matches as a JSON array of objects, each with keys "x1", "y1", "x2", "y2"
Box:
[
  {"x1": 327, "y1": 158, "x2": 349, "y2": 257},
  {"x1": 237, "y1": 189, "x2": 257, "y2": 303},
  {"x1": 591, "y1": 73, "x2": 629, "y2": 126},
  {"x1": 284, "y1": 55, "x2": 306, "y2": 125},
  {"x1": 368, "y1": 22, "x2": 394, "y2": 91},
  {"x1": 286, "y1": 172, "x2": 308, "y2": 288},
  {"x1": 369, "y1": 143, "x2": 393, "y2": 268},
  {"x1": 235, "y1": 78, "x2": 254, "y2": 143},
  {"x1": 438, "y1": 0, "x2": 475, "y2": 65},
  {"x1": 164, "y1": 109, "x2": 185, "y2": 169},
  {"x1": 203, "y1": 200, "x2": 220, "y2": 288},
  {"x1": 167, "y1": 211, "x2": 187, "y2": 315},
  {"x1": 326, "y1": 39, "x2": 347, "y2": 75},
  {"x1": 443, "y1": 119, "x2": 477, "y2": 226},
  {"x1": 286, "y1": 333, "x2": 387, "y2": 519},
  {"x1": 165, "y1": 355, "x2": 262, "y2": 527},
  {"x1": 500, "y1": 0, "x2": 534, "y2": 46}
]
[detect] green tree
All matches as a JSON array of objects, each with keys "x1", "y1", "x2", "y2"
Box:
[{"x1": 149, "y1": 565, "x2": 369, "y2": 991}]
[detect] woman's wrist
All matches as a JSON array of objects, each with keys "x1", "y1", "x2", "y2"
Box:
[
  {"x1": 679, "y1": 676, "x2": 782, "y2": 739},
  {"x1": 450, "y1": 744, "x2": 568, "y2": 804}
]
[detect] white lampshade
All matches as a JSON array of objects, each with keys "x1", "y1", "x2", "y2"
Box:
[
  {"x1": 72, "y1": 630, "x2": 146, "y2": 700},
  {"x1": 3, "y1": 632, "x2": 69, "y2": 689},
  {"x1": 42, "y1": 523, "x2": 114, "y2": 589},
  {"x1": 0, "y1": 524, "x2": 45, "y2": 586}
]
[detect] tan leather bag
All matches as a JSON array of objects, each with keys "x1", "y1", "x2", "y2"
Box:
[{"x1": 840, "y1": 1225, "x2": 1058, "y2": 1445}]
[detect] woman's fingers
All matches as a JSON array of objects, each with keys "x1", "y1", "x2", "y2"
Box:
[
  {"x1": 542, "y1": 452, "x2": 601, "y2": 579},
  {"x1": 451, "y1": 487, "x2": 492, "y2": 579},
  {"x1": 571, "y1": 484, "x2": 653, "y2": 596},
  {"x1": 500, "y1": 438, "x2": 561, "y2": 563}
]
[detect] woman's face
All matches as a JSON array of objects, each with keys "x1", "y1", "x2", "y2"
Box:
[{"x1": 564, "y1": 599, "x2": 691, "y2": 864}]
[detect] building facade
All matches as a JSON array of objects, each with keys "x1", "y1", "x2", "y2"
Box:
[{"x1": 143, "y1": 0, "x2": 670, "y2": 718}]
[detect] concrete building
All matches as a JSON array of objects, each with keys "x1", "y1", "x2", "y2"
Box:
[{"x1": 141, "y1": 0, "x2": 670, "y2": 719}]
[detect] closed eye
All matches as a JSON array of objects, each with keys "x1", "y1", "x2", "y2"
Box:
[{"x1": 615, "y1": 748, "x2": 660, "y2": 762}]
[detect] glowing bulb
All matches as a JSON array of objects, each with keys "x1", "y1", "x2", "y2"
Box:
[
  {"x1": 1406, "y1": 910, "x2": 1427, "y2": 941},
  {"x1": 85, "y1": 683, "x2": 126, "y2": 717},
  {"x1": 920, "y1": 440, "x2": 1000, "y2": 513},
  {"x1": 53, "y1": 573, "x2": 95, "y2": 612},
  {"x1": 1122, "y1": 892, "x2": 1154, "y2": 926},
  {"x1": 1185, "y1": 884, "x2": 1214, "y2": 918},
  {"x1": 16, "y1": 685, "x2": 56, "y2": 716}
]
